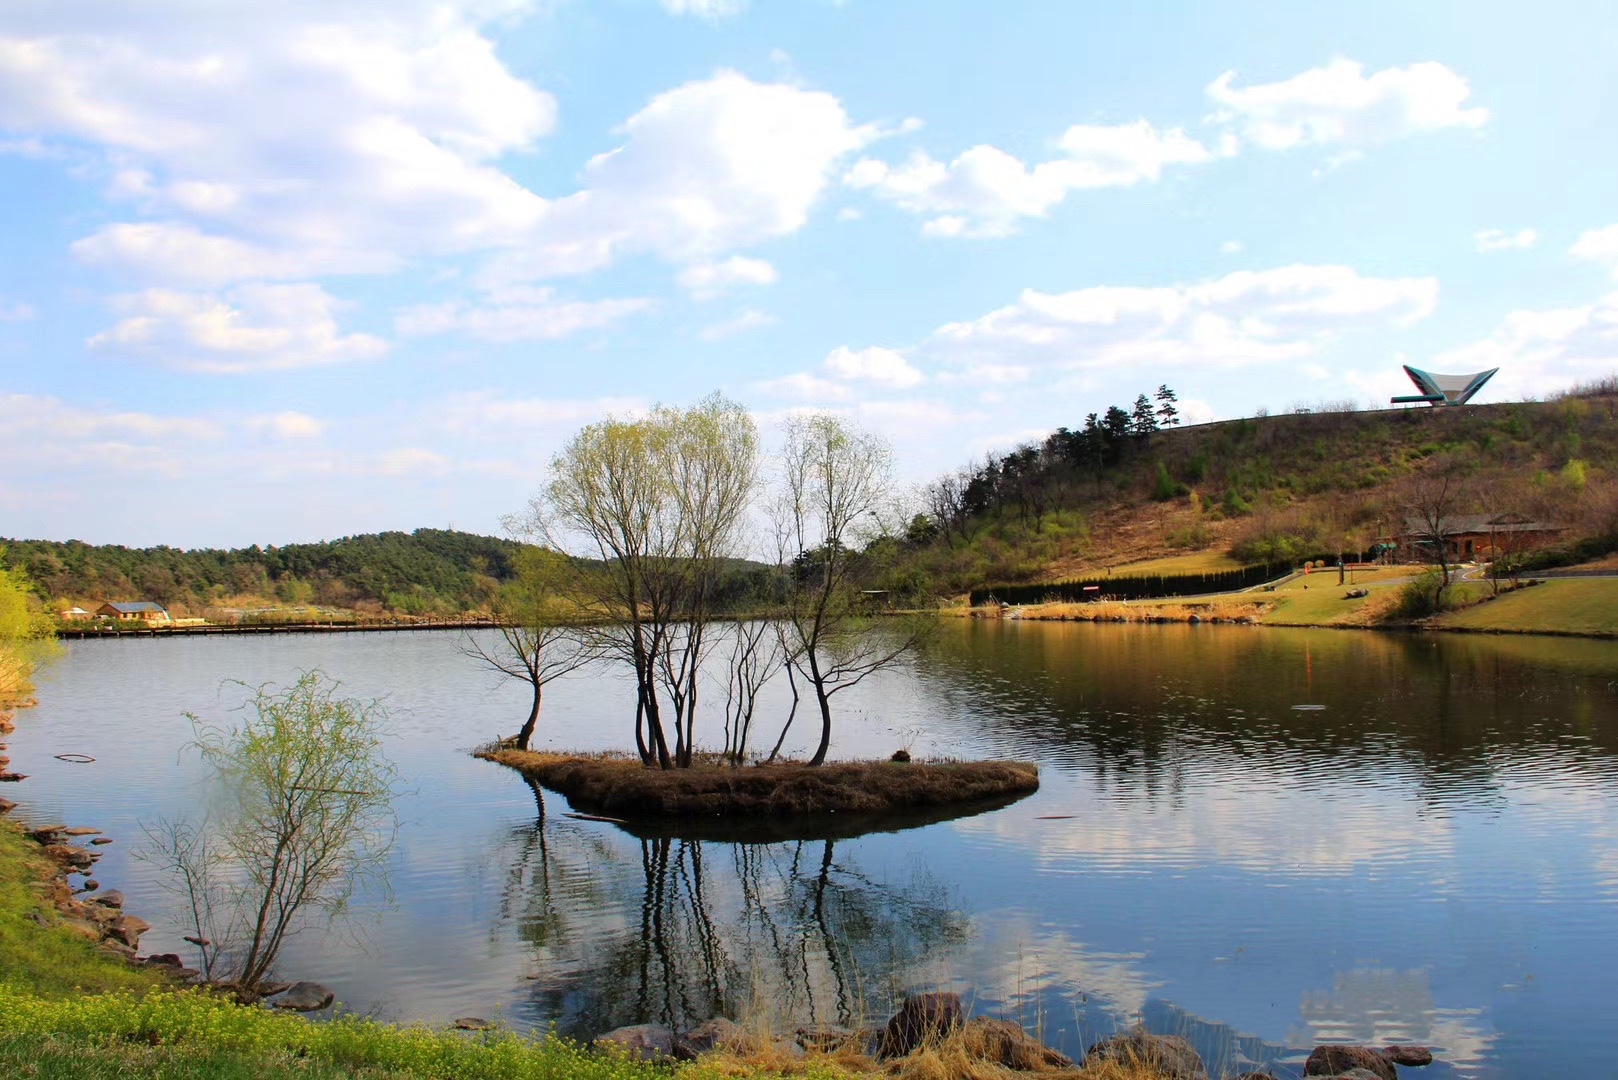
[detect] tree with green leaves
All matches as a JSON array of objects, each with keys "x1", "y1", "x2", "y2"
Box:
[
  {"x1": 460, "y1": 547, "x2": 592, "y2": 751},
  {"x1": 0, "y1": 550, "x2": 58, "y2": 700},
  {"x1": 1155, "y1": 384, "x2": 1180, "y2": 427},
  {"x1": 142, "y1": 672, "x2": 401, "y2": 996},
  {"x1": 524, "y1": 394, "x2": 758, "y2": 769},
  {"x1": 1131, "y1": 393, "x2": 1159, "y2": 440}
]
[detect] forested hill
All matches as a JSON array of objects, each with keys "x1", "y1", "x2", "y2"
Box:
[
  {"x1": 874, "y1": 385, "x2": 1618, "y2": 601},
  {"x1": 2, "y1": 529, "x2": 522, "y2": 617}
]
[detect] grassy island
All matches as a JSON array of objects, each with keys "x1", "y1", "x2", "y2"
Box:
[{"x1": 478, "y1": 750, "x2": 1040, "y2": 822}]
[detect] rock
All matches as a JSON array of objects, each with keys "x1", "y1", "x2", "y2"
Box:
[
  {"x1": 1084, "y1": 1032, "x2": 1208, "y2": 1080},
  {"x1": 60, "y1": 917, "x2": 103, "y2": 941},
  {"x1": 108, "y1": 914, "x2": 152, "y2": 948},
  {"x1": 961, "y1": 1016, "x2": 1072, "y2": 1070},
  {"x1": 0, "y1": 772, "x2": 31, "y2": 781},
  {"x1": 1383, "y1": 1045, "x2": 1434, "y2": 1066},
  {"x1": 91, "y1": 890, "x2": 124, "y2": 910},
  {"x1": 43, "y1": 843, "x2": 94, "y2": 870},
  {"x1": 272, "y1": 981, "x2": 336, "y2": 1011},
  {"x1": 673, "y1": 1018, "x2": 757, "y2": 1060},
  {"x1": 453, "y1": 1017, "x2": 491, "y2": 1031},
  {"x1": 97, "y1": 939, "x2": 136, "y2": 961},
  {"x1": 890, "y1": 749, "x2": 911, "y2": 762},
  {"x1": 62, "y1": 827, "x2": 101, "y2": 836},
  {"x1": 184, "y1": 934, "x2": 210, "y2": 948},
  {"x1": 0, "y1": 796, "x2": 15, "y2": 814},
  {"x1": 1305, "y1": 1045, "x2": 1396, "y2": 1080},
  {"x1": 28, "y1": 826, "x2": 68, "y2": 843},
  {"x1": 879, "y1": 992, "x2": 964, "y2": 1057},
  {"x1": 141, "y1": 953, "x2": 185, "y2": 968},
  {"x1": 594, "y1": 1024, "x2": 675, "y2": 1060},
  {"x1": 90, "y1": 837, "x2": 113, "y2": 845},
  {"x1": 1337, "y1": 1070, "x2": 1389, "y2": 1080},
  {"x1": 80, "y1": 879, "x2": 99, "y2": 892}
]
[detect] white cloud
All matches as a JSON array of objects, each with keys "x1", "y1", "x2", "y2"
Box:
[
  {"x1": 677, "y1": 255, "x2": 778, "y2": 299},
  {"x1": 395, "y1": 286, "x2": 650, "y2": 343},
  {"x1": 1572, "y1": 224, "x2": 1618, "y2": 278},
  {"x1": 484, "y1": 70, "x2": 879, "y2": 282},
  {"x1": 1475, "y1": 228, "x2": 1538, "y2": 253},
  {"x1": 0, "y1": 298, "x2": 34, "y2": 322},
  {"x1": 661, "y1": 0, "x2": 747, "y2": 18},
  {"x1": 71, "y1": 222, "x2": 399, "y2": 289},
  {"x1": 1220, "y1": 240, "x2": 1243, "y2": 254},
  {"x1": 1430, "y1": 290, "x2": 1618, "y2": 399},
  {"x1": 0, "y1": 3, "x2": 555, "y2": 285},
  {"x1": 88, "y1": 282, "x2": 389, "y2": 373},
  {"x1": 245, "y1": 411, "x2": 326, "y2": 440},
  {"x1": 925, "y1": 264, "x2": 1438, "y2": 372},
  {"x1": 847, "y1": 120, "x2": 1212, "y2": 237},
  {"x1": 699, "y1": 309, "x2": 774, "y2": 341},
  {"x1": 823, "y1": 344, "x2": 925, "y2": 388},
  {"x1": 1207, "y1": 58, "x2": 1488, "y2": 151}
]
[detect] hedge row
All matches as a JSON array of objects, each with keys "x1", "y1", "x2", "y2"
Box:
[{"x1": 969, "y1": 561, "x2": 1293, "y2": 606}]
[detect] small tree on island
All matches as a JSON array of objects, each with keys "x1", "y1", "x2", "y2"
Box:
[
  {"x1": 460, "y1": 547, "x2": 593, "y2": 751},
  {"x1": 775, "y1": 414, "x2": 918, "y2": 767}
]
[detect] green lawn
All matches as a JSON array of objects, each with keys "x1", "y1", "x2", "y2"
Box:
[
  {"x1": 1434, "y1": 578, "x2": 1618, "y2": 636},
  {"x1": 1105, "y1": 551, "x2": 1247, "y2": 576}
]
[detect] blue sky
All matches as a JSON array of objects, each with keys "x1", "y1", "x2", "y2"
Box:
[{"x1": 2, "y1": 0, "x2": 1616, "y2": 547}]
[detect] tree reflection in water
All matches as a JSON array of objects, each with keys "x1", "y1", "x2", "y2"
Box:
[{"x1": 497, "y1": 786, "x2": 971, "y2": 1040}]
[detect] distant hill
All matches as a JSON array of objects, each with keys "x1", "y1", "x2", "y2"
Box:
[
  {"x1": 874, "y1": 386, "x2": 1618, "y2": 601},
  {"x1": 2, "y1": 529, "x2": 522, "y2": 617}
]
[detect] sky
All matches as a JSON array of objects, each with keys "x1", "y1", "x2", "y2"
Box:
[{"x1": 2, "y1": 0, "x2": 1616, "y2": 548}]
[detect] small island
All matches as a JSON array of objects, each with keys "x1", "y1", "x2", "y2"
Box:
[{"x1": 478, "y1": 748, "x2": 1040, "y2": 820}]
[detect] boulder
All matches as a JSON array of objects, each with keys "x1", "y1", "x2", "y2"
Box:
[
  {"x1": 1084, "y1": 1031, "x2": 1208, "y2": 1080},
  {"x1": 961, "y1": 1016, "x2": 1072, "y2": 1070},
  {"x1": 62, "y1": 827, "x2": 102, "y2": 836},
  {"x1": 91, "y1": 890, "x2": 125, "y2": 910},
  {"x1": 890, "y1": 750, "x2": 911, "y2": 763},
  {"x1": 141, "y1": 953, "x2": 185, "y2": 968},
  {"x1": 0, "y1": 796, "x2": 15, "y2": 814},
  {"x1": 673, "y1": 1018, "x2": 758, "y2": 1060},
  {"x1": 878, "y1": 992, "x2": 964, "y2": 1056},
  {"x1": 60, "y1": 917, "x2": 103, "y2": 942},
  {"x1": 90, "y1": 837, "x2": 113, "y2": 845},
  {"x1": 454, "y1": 1017, "x2": 491, "y2": 1031},
  {"x1": 1305, "y1": 1045, "x2": 1396, "y2": 1080},
  {"x1": 0, "y1": 772, "x2": 23, "y2": 783},
  {"x1": 273, "y1": 981, "x2": 336, "y2": 1011},
  {"x1": 108, "y1": 914, "x2": 151, "y2": 948},
  {"x1": 1383, "y1": 1045, "x2": 1434, "y2": 1066},
  {"x1": 594, "y1": 1024, "x2": 675, "y2": 1060},
  {"x1": 43, "y1": 844, "x2": 93, "y2": 870}
]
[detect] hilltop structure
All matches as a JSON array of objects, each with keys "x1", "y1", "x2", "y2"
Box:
[{"x1": 1391, "y1": 364, "x2": 1498, "y2": 406}]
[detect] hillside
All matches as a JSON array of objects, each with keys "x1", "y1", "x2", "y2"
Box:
[
  {"x1": 1, "y1": 529, "x2": 522, "y2": 618},
  {"x1": 877, "y1": 387, "x2": 1618, "y2": 601}
]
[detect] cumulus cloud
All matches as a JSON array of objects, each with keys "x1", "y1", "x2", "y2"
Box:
[
  {"x1": 1429, "y1": 291, "x2": 1618, "y2": 399},
  {"x1": 924, "y1": 264, "x2": 1438, "y2": 372},
  {"x1": 823, "y1": 344, "x2": 925, "y2": 388},
  {"x1": 847, "y1": 120, "x2": 1212, "y2": 237},
  {"x1": 484, "y1": 70, "x2": 879, "y2": 282},
  {"x1": 88, "y1": 282, "x2": 389, "y2": 373},
  {"x1": 1572, "y1": 224, "x2": 1618, "y2": 278},
  {"x1": 756, "y1": 371, "x2": 852, "y2": 401},
  {"x1": 677, "y1": 255, "x2": 778, "y2": 299},
  {"x1": 1475, "y1": 228, "x2": 1538, "y2": 253},
  {"x1": 0, "y1": 3, "x2": 555, "y2": 284},
  {"x1": 1206, "y1": 58, "x2": 1488, "y2": 151},
  {"x1": 395, "y1": 286, "x2": 650, "y2": 343}
]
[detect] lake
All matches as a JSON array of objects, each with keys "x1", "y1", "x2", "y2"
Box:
[{"x1": 7, "y1": 622, "x2": 1618, "y2": 1078}]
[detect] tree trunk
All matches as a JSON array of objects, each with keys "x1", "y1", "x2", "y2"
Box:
[
  {"x1": 807, "y1": 649, "x2": 833, "y2": 766},
  {"x1": 514, "y1": 682, "x2": 542, "y2": 750}
]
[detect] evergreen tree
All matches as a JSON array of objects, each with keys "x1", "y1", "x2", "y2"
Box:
[
  {"x1": 1131, "y1": 394, "x2": 1159, "y2": 440},
  {"x1": 1156, "y1": 384, "x2": 1180, "y2": 427}
]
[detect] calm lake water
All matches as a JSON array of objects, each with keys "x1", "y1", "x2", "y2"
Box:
[{"x1": 8, "y1": 623, "x2": 1618, "y2": 1078}]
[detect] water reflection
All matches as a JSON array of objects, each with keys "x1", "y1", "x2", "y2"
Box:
[{"x1": 497, "y1": 789, "x2": 971, "y2": 1039}]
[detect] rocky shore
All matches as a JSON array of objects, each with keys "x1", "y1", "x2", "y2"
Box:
[{"x1": 590, "y1": 992, "x2": 1439, "y2": 1080}]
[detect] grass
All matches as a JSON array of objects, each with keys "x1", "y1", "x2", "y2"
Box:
[
  {"x1": 1433, "y1": 578, "x2": 1618, "y2": 636},
  {"x1": 1090, "y1": 551, "x2": 1246, "y2": 576},
  {"x1": 0, "y1": 985, "x2": 1179, "y2": 1080},
  {"x1": 0, "y1": 821, "x2": 168, "y2": 998},
  {"x1": 479, "y1": 751, "x2": 1040, "y2": 819}
]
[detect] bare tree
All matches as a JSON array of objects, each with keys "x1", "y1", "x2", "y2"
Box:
[
  {"x1": 1402, "y1": 455, "x2": 1474, "y2": 604},
  {"x1": 460, "y1": 547, "x2": 592, "y2": 750},
  {"x1": 717, "y1": 619, "x2": 790, "y2": 765},
  {"x1": 775, "y1": 414, "x2": 916, "y2": 767}
]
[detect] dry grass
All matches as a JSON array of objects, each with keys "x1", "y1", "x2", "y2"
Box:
[
  {"x1": 958, "y1": 597, "x2": 1269, "y2": 624},
  {"x1": 480, "y1": 750, "x2": 1040, "y2": 819}
]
